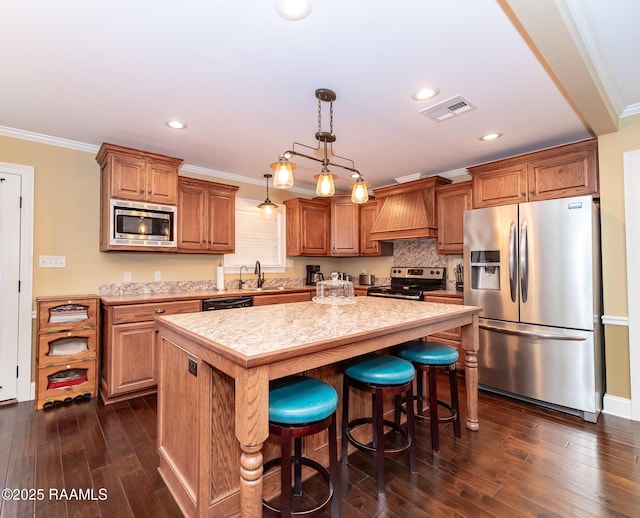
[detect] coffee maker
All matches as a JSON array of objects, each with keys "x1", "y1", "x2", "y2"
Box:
[{"x1": 306, "y1": 265, "x2": 324, "y2": 285}]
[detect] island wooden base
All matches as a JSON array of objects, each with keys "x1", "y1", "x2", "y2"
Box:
[
  {"x1": 157, "y1": 330, "x2": 393, "y2": 517},
  {"x1": 155, "y1": 299, "x2": 480, "y2": 517}
]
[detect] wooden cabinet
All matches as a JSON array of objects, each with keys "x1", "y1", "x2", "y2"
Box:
[
  {"x1": 96, "y1": 143, "x2": 183, "y2": 205},
  {"x1": 359, "y1": 200, "x2": 393, "y2": 257},
  {"x1": 470, "y1": 138, "x2": 598, "y2": 208},
  {"x1": 435, "y1": 181, "x2": 472, "y2": 255},
  {"x1": 330, "y1": 195, "x2": 359, "y2": 256},
  {"x1": 253, "y1": 292, "x2": 312, "y2": 306},
  {"x1": 35, "y1": 295, "x2": 100, "y2": 409},
  {"x1": 177, "y1": 177, "x2": 239, "y2": 254},
  {"x1": 284, "y1": 198, "x2": 330, "y2": 256},
  {"x1": 100, "y1": 299, "x2": 201, "y2": 403},
  {"x1": 424, "y1": 293, "x2": 464, "y2": 370}
]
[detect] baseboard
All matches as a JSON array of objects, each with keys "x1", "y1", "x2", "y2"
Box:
[{"x1": 602, "y1": 393, "x2": 632, "y2": 419}]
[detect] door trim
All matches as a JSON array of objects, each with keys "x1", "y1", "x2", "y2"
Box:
[
  {"x1": 0, "y1": 162, "x2": 34, "y2": 402},
  {"x1": 624, "y1": 150, "x2": 640, "y2": 420}
]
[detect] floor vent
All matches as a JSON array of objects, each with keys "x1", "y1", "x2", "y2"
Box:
[{"x1": 420, "y1": 95, "x2": 476, "y2": 122}]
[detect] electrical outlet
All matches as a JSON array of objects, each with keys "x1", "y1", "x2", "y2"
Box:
[
  {"x1": 154, "y1": 271, "x2": 161, "y2": 281},
  {"x1": 124, "y1": 271, "x2": 132, "y2": 282}
]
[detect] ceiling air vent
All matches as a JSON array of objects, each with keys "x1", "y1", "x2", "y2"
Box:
[{"x1": 419, "y1": 95, "x2": 476, "y2": 122}]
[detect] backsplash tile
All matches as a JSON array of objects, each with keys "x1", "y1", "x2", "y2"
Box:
[{"x1": 392, "y1": 239, "x2": 447, "y2": 268}]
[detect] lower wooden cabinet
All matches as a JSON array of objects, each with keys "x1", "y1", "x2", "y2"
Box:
[
  {"x1": 253, "y1": 292, "x2": 311, "y2": 306},
  {"x1": 100, "y1": 299, "x2": 201, "y2": 404},
  {"x1": 35, "y1": 295, "x2": 100, "y2": 409},
  {"x1": 424, "y1": 293, "x2": 464, "y2": 370}
]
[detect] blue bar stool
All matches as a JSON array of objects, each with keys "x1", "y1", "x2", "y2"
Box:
[
  {"x1": 263, "y1": 376, "x2": 339, "y2": 517},
  {"x1": 341, "y1": 355, "x2": 417, "y2": 493},
  {"x1": 397, "y1": 340, "x2": 461, "y2": 452}
]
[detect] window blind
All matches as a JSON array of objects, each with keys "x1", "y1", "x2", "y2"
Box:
[{"x1": 223, "y1": 197, "x2": 286, "y2": 271}]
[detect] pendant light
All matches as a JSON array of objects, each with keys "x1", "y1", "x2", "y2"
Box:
[
  {"x1": 270, "y1": 156, "x2": 296, "y2": 189},
  {"x1": 257, "y1": 173, "x2": 278, "y2": 215},
  {"x1": 314, "y1": 168, "x2": 337, "y2": 197},
  {"x1": 350, "y1": 176, "x2": 371, "y2": 204},
  {"x1": 270, "y1": 88, "x2": 369, "y2": 199}
]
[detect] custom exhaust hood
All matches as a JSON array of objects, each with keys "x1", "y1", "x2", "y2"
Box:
[{"x1": 369, "y1": 176, "x2": 451, "y2": 241}]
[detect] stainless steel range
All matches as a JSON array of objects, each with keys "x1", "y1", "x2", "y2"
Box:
[{"x1": 367, "y1": 267, "x2": 446, "y2": 300}]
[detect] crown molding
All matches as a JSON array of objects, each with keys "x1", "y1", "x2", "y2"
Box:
[{"x1": 0, "y1": 125, "x2": 315, "y2": 195}]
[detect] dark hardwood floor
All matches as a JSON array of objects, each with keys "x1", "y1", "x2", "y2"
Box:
[{"x1": 1, "y1": 381, "x2": 640, "y2": 517}]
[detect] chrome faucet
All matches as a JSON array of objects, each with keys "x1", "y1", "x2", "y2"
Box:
[
  {"x1": 255, "y1": 260, "x2": 265, "y2": 288},
  {"x1": 238, "y1": 265, "x2": 249, "y2": 289}
]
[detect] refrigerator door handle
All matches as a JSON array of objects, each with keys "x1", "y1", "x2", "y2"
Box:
[
  {"x1": 520, "y1": 219, "x2": 528, "y2": 303},
  {"x1": 480, "y1": 323, "x2": 586, "y2": 341},
  {"x1": 509, "y1": 221, "x2": 517, "y2": 302}
]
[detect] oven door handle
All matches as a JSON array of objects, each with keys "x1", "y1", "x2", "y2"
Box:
[{"x1": 368, "y1": 292, "x2": 422, "y2": 301}]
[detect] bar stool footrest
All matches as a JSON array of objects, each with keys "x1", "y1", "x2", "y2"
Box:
[
  {"x1": 263, "y1": 455, "x2": 334, "y2": 517},
  {"x1": 401, "y1": 397, "x2": 459, "y2": 425},
  {"x1": 345, "y1": 417, "x2": 413, "y2": 457}
]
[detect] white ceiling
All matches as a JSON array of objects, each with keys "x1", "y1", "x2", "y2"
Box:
[{"x1": 1, "y1": 0, "x2": 638, "y2": 194}]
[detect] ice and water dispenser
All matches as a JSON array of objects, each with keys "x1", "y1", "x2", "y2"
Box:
[{"x1": 470, "y1": 250, "x2": 501, "y2": 290}]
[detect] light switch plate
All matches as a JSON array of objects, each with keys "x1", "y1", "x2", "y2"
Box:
[{"x1": 39, "y1": 255, "x2": 66, "y2": 268}]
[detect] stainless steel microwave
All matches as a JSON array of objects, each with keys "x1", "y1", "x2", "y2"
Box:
[{"x1": 109, "y1": 199, "x2": 177, "y2": 247}]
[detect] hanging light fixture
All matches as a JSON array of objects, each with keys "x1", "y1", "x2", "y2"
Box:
[
  {"x1": 314, "y1": 168, "x2": 336, "y2": 197},
  {"x1": 350, "y1": 175, "x2": 371, "y2": 204},
  {"x1": 270, "y1": 88, "x2": 370, "y2": 203},
  {"x1": 257, "y1": 173, "x2": 279, "y2": 215}
]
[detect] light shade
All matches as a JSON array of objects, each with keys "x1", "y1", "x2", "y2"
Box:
[
  {"x1": 314, "y1": 171, "x2": 336, "y2": 197},
  {"x1": 270, "y1": 158, "x2": 296, "y2": 188},
  {"x1": 350, "y1": 178, "x2": 371, "y2": 204},
  {"x1": 257, "y1": 173, "x2": 279, "y2": 216},
  {"x1": 257, "y1": 200, "x2": 278, "y2": 216}
]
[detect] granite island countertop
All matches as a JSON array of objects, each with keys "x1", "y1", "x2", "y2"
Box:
[{"x1": 156, "y1": 296, "x2": 479, "y2": 367}]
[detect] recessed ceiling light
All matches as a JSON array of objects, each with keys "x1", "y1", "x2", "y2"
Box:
[
  {"x1": 480, "y1": 132, "x2": 502, "y2": 141},
  {"x1": 412, "y1": 87, "x2": 440, "y2": 101},
  {"x1": 165, "y1": 120, "x2": 187, "y2": 130},
  {"x1": 275, "y1": 0, "x2": 313, "y2": 21}
]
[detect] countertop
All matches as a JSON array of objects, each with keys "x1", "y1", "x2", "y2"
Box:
[
  {"x1": 100, "y1": 285, "x2": 316, "y2": 305},
  {"x1": 100, "y1": 285, "x2": 463, "y2": 305},
  {"x1": 156, "y1": 296, "x2": 478, "y2": 363}
]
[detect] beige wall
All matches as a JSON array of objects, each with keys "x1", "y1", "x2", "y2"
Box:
[{"x1": 598, "y1": 113, "x2": 640, "y2": 399}]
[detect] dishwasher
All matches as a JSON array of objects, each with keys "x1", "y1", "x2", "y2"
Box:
[{"x1": 201, "y1": 296, "x2": 254, "y2": 311}]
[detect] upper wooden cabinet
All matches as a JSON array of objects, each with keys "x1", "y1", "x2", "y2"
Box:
[
  {"x1": 370, "y1": 176, "x2": 452, "y2": 240},
  {"x1": 435, "y1": 181, "x2": 472, "y2": 255},
  {"x1": 469, "y1": 138, "x2": 598, "y2": 208},
  {"x1": 177, "y1": 177, "x2": 238, "y2": 254},
  {"x1": 359, "y1": 200, "x2": 393, "y2": 257},
  {"x1": 284, "y1": 198, "x2": 330, "y2": 256},
  {"x1": 96, "y1": 143, "x2": 183, "y2": 205},
  {"x1": 330, "y1": 195, "x2": 359, "y2": 256}
]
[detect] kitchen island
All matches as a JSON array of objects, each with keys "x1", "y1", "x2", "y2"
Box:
[{"x1": 154, "y1": 296, "x2": 481, "y2": 517}]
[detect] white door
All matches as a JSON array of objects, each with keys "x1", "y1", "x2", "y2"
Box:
[{"x1": 0, "y1": 171, "x2": 21, "y2": 402}]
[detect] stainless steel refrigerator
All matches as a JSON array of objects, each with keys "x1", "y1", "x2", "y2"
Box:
[{"x1": 463, "y1": 195, "x2": 604, "y2": 422}]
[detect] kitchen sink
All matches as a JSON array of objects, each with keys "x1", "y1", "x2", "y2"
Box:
[{"x1": 256, "y1": 287, "x2": 286, "y2": 291}]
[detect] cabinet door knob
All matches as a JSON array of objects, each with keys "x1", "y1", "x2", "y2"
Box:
[
  {"x1": 155, "y1": 308, "x2": 166, "y2": 314},
  {"x1": 529, "y1": 189, "x2": 535, "y2": 195},
  {"x1": 67, "y1": 332, "x2": 72, "y2": 337},
  {"x1": 140, "y1": 189, "x2": 145, "y2": 194}
]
